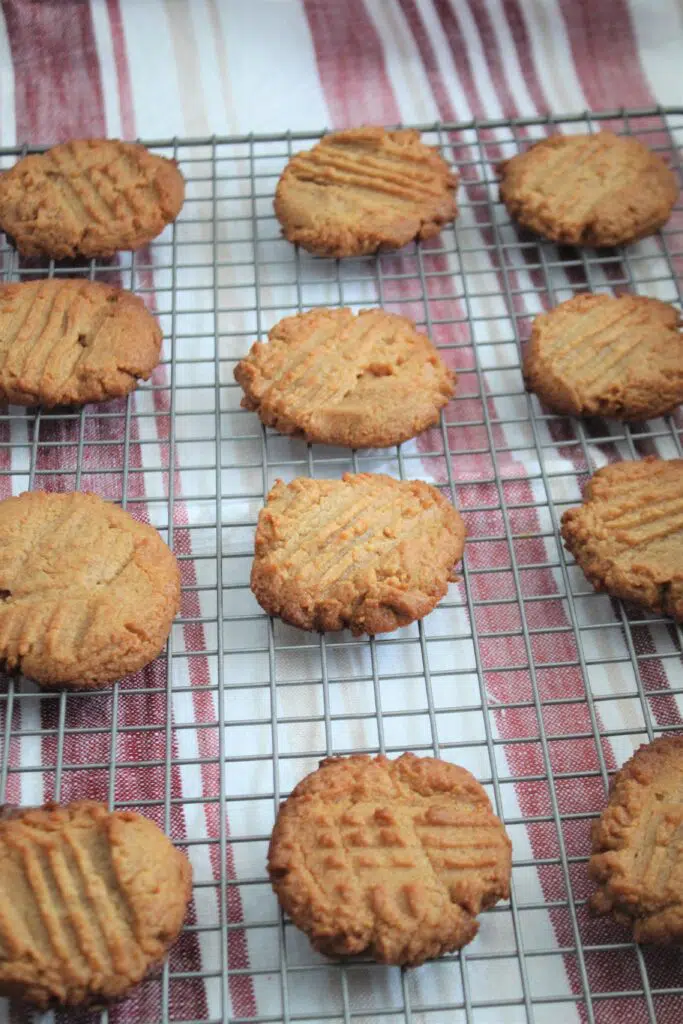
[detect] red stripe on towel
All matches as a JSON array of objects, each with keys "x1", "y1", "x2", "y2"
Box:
[{"x1": 2, "y1": 0, "x2": 106, "y2": 141}]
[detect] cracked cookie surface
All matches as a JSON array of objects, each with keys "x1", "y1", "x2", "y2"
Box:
[
  {"x1": 0, "y1": 139, "x2": 184, "y2": 259},
  {"x1": 0, "y1": 800, "x2": 191, "y2": 1007},
  {"x1": 589, "y1": 735, "x2": 683, "y2": 943},
  {"x1": 561, "y1": 457, "x2": 683, "y2": 621},
  {"x1": 274, "y1": 127, "x2": 458, "y2": 257},
  {"x1": 0, "y1": 490, "x2": 180, "y2": 688},
  {"x1": 524, "y1": 293, "x2": 683, "y2": 420},
  {"x1": 251, "y1": 473, "x2": 465, "y2": 635},
  {"x1": 234, "y1": 307, "x2": 456, "y2": 448},
  {"x1": 268, "y1": 753, "x2": 511, "y2": 965},
  {"x1": 0, "y1": 278, "x2": 162, "y2": 407},
  {"x1": 499, "y1": 132, "x2": 678, "y2": 247}
]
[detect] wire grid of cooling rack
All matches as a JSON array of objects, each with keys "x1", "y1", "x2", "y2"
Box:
[{"x1": 0, "y1": 107, "x2": 683, "y2": 1024}]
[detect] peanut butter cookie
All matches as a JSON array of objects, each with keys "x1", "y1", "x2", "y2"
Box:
[
  {"x1": 0, "y1": 801, "x2": 191, "y2": 1007},
  {"x1": 234, "y1": 307, "x2": 456, "y2": 448},
  {"x1": 561, "y1": 457, "x2": 683, "y2": 621},
  {"x1": 252, "y1": 473, "x2": 465, "y2": 635},
  {"x1": 525, "y1": 293, "x2": 683, "y2": 419},
  {"x1": 0, "y1": 490, "x2": 180, "y2": 688},
  {"x1": 499, "y1": 132, "x2": 678, "y2": 247},
  {"x1": 0, "y1": 139, "x2": 184, "y2": 259},
  {"x1": 274, "y1": 127, "x2": 458, "y2": 257},
  {"x1": 590, "y1": 735, "x2": 683, "y2": 943},
  {"x1": 268, "y1": 753, "x2": 511, "y2": 965},
  {"x1": 0, "y1": 278, "x2": 162, "y2": 407}
]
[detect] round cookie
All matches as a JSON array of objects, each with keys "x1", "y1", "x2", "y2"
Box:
[
  {"x1": 268, "y1": 753, "x2": 512, "y2": 965},
  {"x1": 251, "y1": 473, "x2": 465, "y2": 635},
  {"x1": 274, "y1": 127, "x2": 458, "y2": 257},
  {"x1": 524, "y1": 293, "x2": 683, "y2": 420},
  {"x1": 0, "y1": 490, "x2": 180, "y2": 688},
  {"x1": 0, "y1": 139, "x2": 185, "y2": 259},
  {"x1": 0, "y1": 801, "x2": 191, "y2": 1007},
  {"x1": 499, "y1": 132, "x2": 678, "y2": 247},
  {"x1": 0, "y1": 278, "x2": 163, "y2": 407},
  {"x1": 589, "y1": 735, "x2": 683, "y2": 943},
  {"x1": 234, "y1": 307, "x2": 456, "y2": 448},
  {"x1": 561, "y1": 457, "x2": 683, "y2": 621}
]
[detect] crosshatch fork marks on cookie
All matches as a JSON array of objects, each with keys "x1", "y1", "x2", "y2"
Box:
[
  {"x1": 251, "y1": 474, "x2": 465, "y2": 635},
  {"x1": 524, "y1": 294, "x2": 683, "y2": 419},
  {"x1": 268, "y1": 754, "x2": 511, "y2": 965},
  {"x1": 0, "y1": 138, "x2": 185, "y2": 258},
  {"x1": 287, "y1": 131, "x2": 449, "y2": 200},
  {"x1": 235, "y1": 307, "x2": 456, "y2": 448},
  {"x1": 44, "y1": 140, "x2": 173, "y2": 226},
  {"x1": 47, "y1": 144, "x2": 122, "y2": 225}
]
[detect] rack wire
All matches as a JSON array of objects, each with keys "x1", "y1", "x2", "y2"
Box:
[{"x1": 0, "y1": 107, "x2": 682, "y2": 1024}]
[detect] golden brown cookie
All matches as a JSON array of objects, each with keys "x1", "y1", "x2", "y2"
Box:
[
  {"x1": 589, "y1": 735, "x2": 683, "y2": 943},
  {"x1": 0, "y1": 490, "x2": 180, "y2": 689},
  {"x1": 234, "y1": 307, "x2": 456, "y2": 448},
  {"x1": 499, "y1": 132, "x2": 678, "y2": 246},
  {"x1": 524, "y1": 293, "x2": 683, "y2": 420},
  {"x1": 0, "y1": 800, "x2": 191, "y2": 1007},
  {"x1": 561, "y1": 457, "x2": 683, "y2": 621},
  {"x1": 252, "y1": 473, "x2": 465, "y2": 635},
  {"x1": 268, "y1": 753, "x2": 511, "y2": 965},
  {"x1": 0, "y1": 278, "x2": 162, "y2": 407},
  {"x1": 0, "y1": 139, "x2": 185, "y2": 259},
  {"x1": 274, "y1": 127, "x2": 458, "y2": 257}
]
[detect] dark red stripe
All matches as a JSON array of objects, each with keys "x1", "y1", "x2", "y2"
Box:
[
  {"x1": 559, "y1": 0, "x2": 654, "y2": 109},
  {"x1": 432, "y1": 0, "x2": 485, "y2": 117},
  {"x1": 463, "y1": 1, "x2": 517, "y2": 118},
  {"x1": 397, "y1": 0, "x2": 457, "y2": 119},
  {"x1": 302, "y1": 0, "x2": 400, "y2": 125},
  {"x1": 106, "y1": 0, "x2": 136, "y2": 139},
  {"x1": 2, "y1": 0, "x2": 106, "y2": 141},
  {"x1": 501, "y1": 0, "x2": 549, "y2": 113},
  {"x1": 0, "y1": 696, "x2": 20, "y2": 805}
]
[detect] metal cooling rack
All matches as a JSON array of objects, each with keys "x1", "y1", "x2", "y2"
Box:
[{"x1": 0, "y1": 107, "x2": 683, "y2": 1024}]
